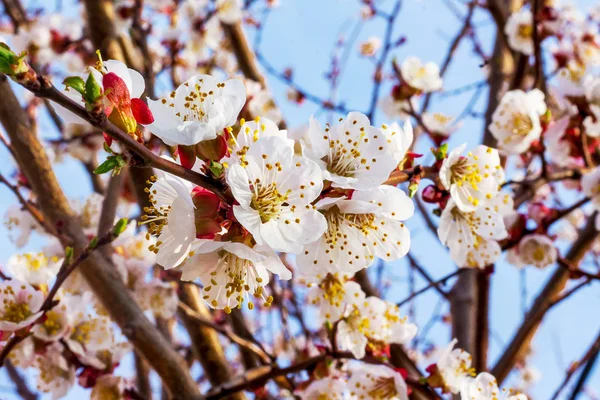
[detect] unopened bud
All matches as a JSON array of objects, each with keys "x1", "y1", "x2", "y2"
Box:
[
  {"x1": 177, "y1": 145, "x2": 197, "y2": 169},
  {"x1": 113, "y1": 218, "x2": 129, "y2": 236},
  {"x1": 192, "y1": 187, "x2": 220, "y2": 218},
  {"x1": 196, "y1": 135, "x2": 228, "y2": 162}
]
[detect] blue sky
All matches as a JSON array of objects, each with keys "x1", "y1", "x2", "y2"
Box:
[{"x1": 1, "y1": 0, "x2": 600, "y2": 398}]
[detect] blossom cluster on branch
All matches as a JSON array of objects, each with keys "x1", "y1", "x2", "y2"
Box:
[{"x1": 0, "y1": 0, "x2": 599, "y2": 399}]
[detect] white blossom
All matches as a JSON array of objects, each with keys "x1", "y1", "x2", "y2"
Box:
[
  {"x1": 306, "y1": 274, "x2": 365, "y2": 322},
  {"x1": 438, "y1": 195, "x2": 512, "y2": 268},
  {"x1": 35, "y1": 343, "x2": 76, "y2": 399},
  {"x1": 303, "y1": 112, "x2": 398, "y2": 190},
  {"x1": 147, "y1": 74, "x2": 246, "y2": 146},
  {"x1": 222, "y1": 116, "x2": 293, "y2": 168},
  {"x1": 380, "y1": 120, "x2": 413, "y2": 164},
  {"x1": 515, "y1": 234, "x2": 557, "y2": 269},
  {"x1": 349, "y1": 364, "x2": 408, "y2": 400},
  {"x1": 489, "y1": 89, "x2": 547, "y2": 154},
  {"x1": 583, "y1": 105, "x2": 600, "y2": 137},
  {"x1": 359, "y1": 36, "x2": 382, "y2": 57},
  {"x1": 6, "y1": 252, "x2": 62, "y2": 286},
  {"x1": 439, "y1": 144, "x2": 503, "y2": 212},
  {"x1": 228, "y1": 136, "x2": 326, "y2": 253},
  {"x1": 216, "y1": 0, "x2": 243, "y2": 24},
  {"x1": 142, "y1": 170, "x2": 197, "y2": 269},
  {"x1": 299, "y1": 377, "x2": 349, "y2": 399},
  {"x1": 4, "y1": 204, "x2": 42, "y2": 248},
  {"x1": 460, "y1": 372, "x2": 527, "y2": 400},
  {"x1": 0, "y1": 280, "x2": 43, "y2": 332},
  {"x1": 434, "y1": 338, "x2": 475, "y2": 394},
  {"x1": 297, "y1": 186, "x2": 413, "y2": 277},
  {"x1": 422, "y1": 113, "x2": 458, "y2": 137},
  {"x1": 400, "y1": 57, "x2": 443, "y2": 93},
  {"x1": 505, "y1": 9, "x2": 534, "y2": 55},
  {"x1": 337, "y1": 296, "x2": 415, "y2": 359},
  {"x1": 247, "y1": 89, "x2": 284, "y2": 125},
  {"x1": 180, "y1": 240, "x2": 291, "y2": 311}
]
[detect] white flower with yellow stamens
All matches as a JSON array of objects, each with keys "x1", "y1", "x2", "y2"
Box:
[
  {"x1": 299, "y1": 377, "x2": 349, "y2": 400},
  {"x1": 437, "y1": 194, "x2": 512, "y2": 269},
  {"x1": 0, "y1": 280, "x2": 43, "y2": 332},
  {"x1": 141, "y1": 170, "x2": 197, "y2": 269},
  {"x1": 34, "y1": 343, "x2": 75, "y2": 399},
  {"x1": 6, "y1": 252, "x2": 62, "y2": 286},
  {"x1": 222, "y1": 116, "x2": 293, "y2": 168},
  {"x1": 439, "y1": 144, "x2": 503, "y2": 212},
  {"x1": 489, "y1": 89, "x2": 547, "y2": 154},
  {"x1": 422, "y1": 112, "x2": 459, "y2": 137},
  {"x1": 147, "y1": 74, "x2": 246, "y2": 146},
  {"x1": 336, "y1": 296, "x2": 415, "y2": 359},
  {"x1": 32, "y1": 292, "x2": 88, "y2": 343},
  {"x1": 180, "y1": 240, "x2": 291, "y2": 312},
  {"x1": 297, "y1": 185, "x2": 413, "y2": 277},
  {"x1": 349, "y1": 364, "x2": 409, "y2": 400},
  {"x1": 460, "y1": 373, "x2": 528, "y2": 400},
  {"x1": 515, "y1": 234, "x2": 557, "y2": 269},
  {"x1": 227, "y1": 136, "x2": 327, "y2": 253},
  {"x1": 364, "y1": 297, "x2": 417, "y2": 346},
  {"x1": 135, "y1": 281, "x2": 179, "y2": 318},
  {"x1": 305, "y1": 273, "x2": 365, "y2": 322},
  {"x1": 433, "y1": 339, "x2": 476, "y2": 394},
  {"x1": 505, "y1": 9, "x2": 534, "y2": 55},
  {"x1": 380, "y1": 120, "x2": 413, "y2": 164},
  {"x1": 302, "y1": 112, "x2": 398, "y2": 190},
  {"x1": 216, "y1": 0, "x2": 243, "y2": 24},
  {"x1": 63, "y1": 312, "x2": 114, "y2": 369},
  {"x1": 400, "y1": 56, "x2": 443, "y2": 93},
  {"x1": 4, "y1": 204, "x2": 41, "y2": 248}
]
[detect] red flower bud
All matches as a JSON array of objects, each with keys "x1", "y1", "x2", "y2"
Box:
[
  {"x1": 422, "y1": 185, "x2": 444, "y2": 204},
  {"x1": 131, "y1": 98, "x2": 154, "y2": 125},
  {"x1": 192, "y1": 187, "x2": 220, "y2": 218},
  {"x1": 177, "y1": 145, "x2": 197, "y2": 169},
  {"x1": 196, "y1": 135, "x2": 228, "y2": 161},
  {"x1": 194, "y1": 217, "x2": 221, "y2": 239}
]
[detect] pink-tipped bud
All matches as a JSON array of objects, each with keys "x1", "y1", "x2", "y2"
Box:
[
  {"x1": 421, "y1": 185, "x2": 445, "y2": 204},
  {"x1": 192, "y1": 187, "x2": 220, "y2": 218},
  {"x1": 131, "y1": 98, "x2": 154, "y2": 125},
  {"x1": 177, "y1": 145, "x2": 197, "y2": 170},
  {"x1": 196, "y1": 135, "x2": 228, "y2": 161},
  {"x1": 194, "y1": 217, "x2": 221, "y2": 239}
]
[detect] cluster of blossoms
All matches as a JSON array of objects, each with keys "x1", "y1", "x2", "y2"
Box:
[
  {"x1": 4, "y1": 0, "x2": 600, "y2": 397},
  {"x1": 2, "y1": 191, "x2": 178, "y2": 398},
  {"x1": 139, "y1": 69, "x2": 417, "y2": 312}
]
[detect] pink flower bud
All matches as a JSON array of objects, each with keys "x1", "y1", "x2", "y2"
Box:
[{"x1": 192, "y1": 187, "x2": 220, "y2": 218}]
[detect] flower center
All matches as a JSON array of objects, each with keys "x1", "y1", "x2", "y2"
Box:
[
  {"x1": 532, "y1": 247, "x2": 546, "y2": 262},
  {"x1": 41, "y1": 310, "x2": 63, "y2": 336},
  {"x1": 71, "y1": 321, "x2": 93, "y2": 345},
  {"x1": 517, "y1": 24, "x2": 533, "y2": 39},
  {"x1": 325, "y1": 143, "x2": 364, "y2": 178},
  {"x1": 319, "y1": 273, "x2": 345, "y2": 307},
  {"x1": 450, "y1": 156, "x2": 483, "y2": 191},
  {"x1": 2, "y1": 301, "x2": 32, "y2": 323},
  {"x1": 510, "y1": 113, "x2": 534, "y2": 137},
  {"x1": 413, "y1": 66, "x2": 428, "y2": 79},
  {"x1": 368, "y1": 376, "x2": 398, "y2": 399},
  {"x1": 202, "y1": 251, "x2": 274, "y2": 313},
  {"x1": 167, "y1": 80, "x2": 227, "y2": 123},
  {"x1": 250, "y1": 180, "x2": 289, "y2": 223}
]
